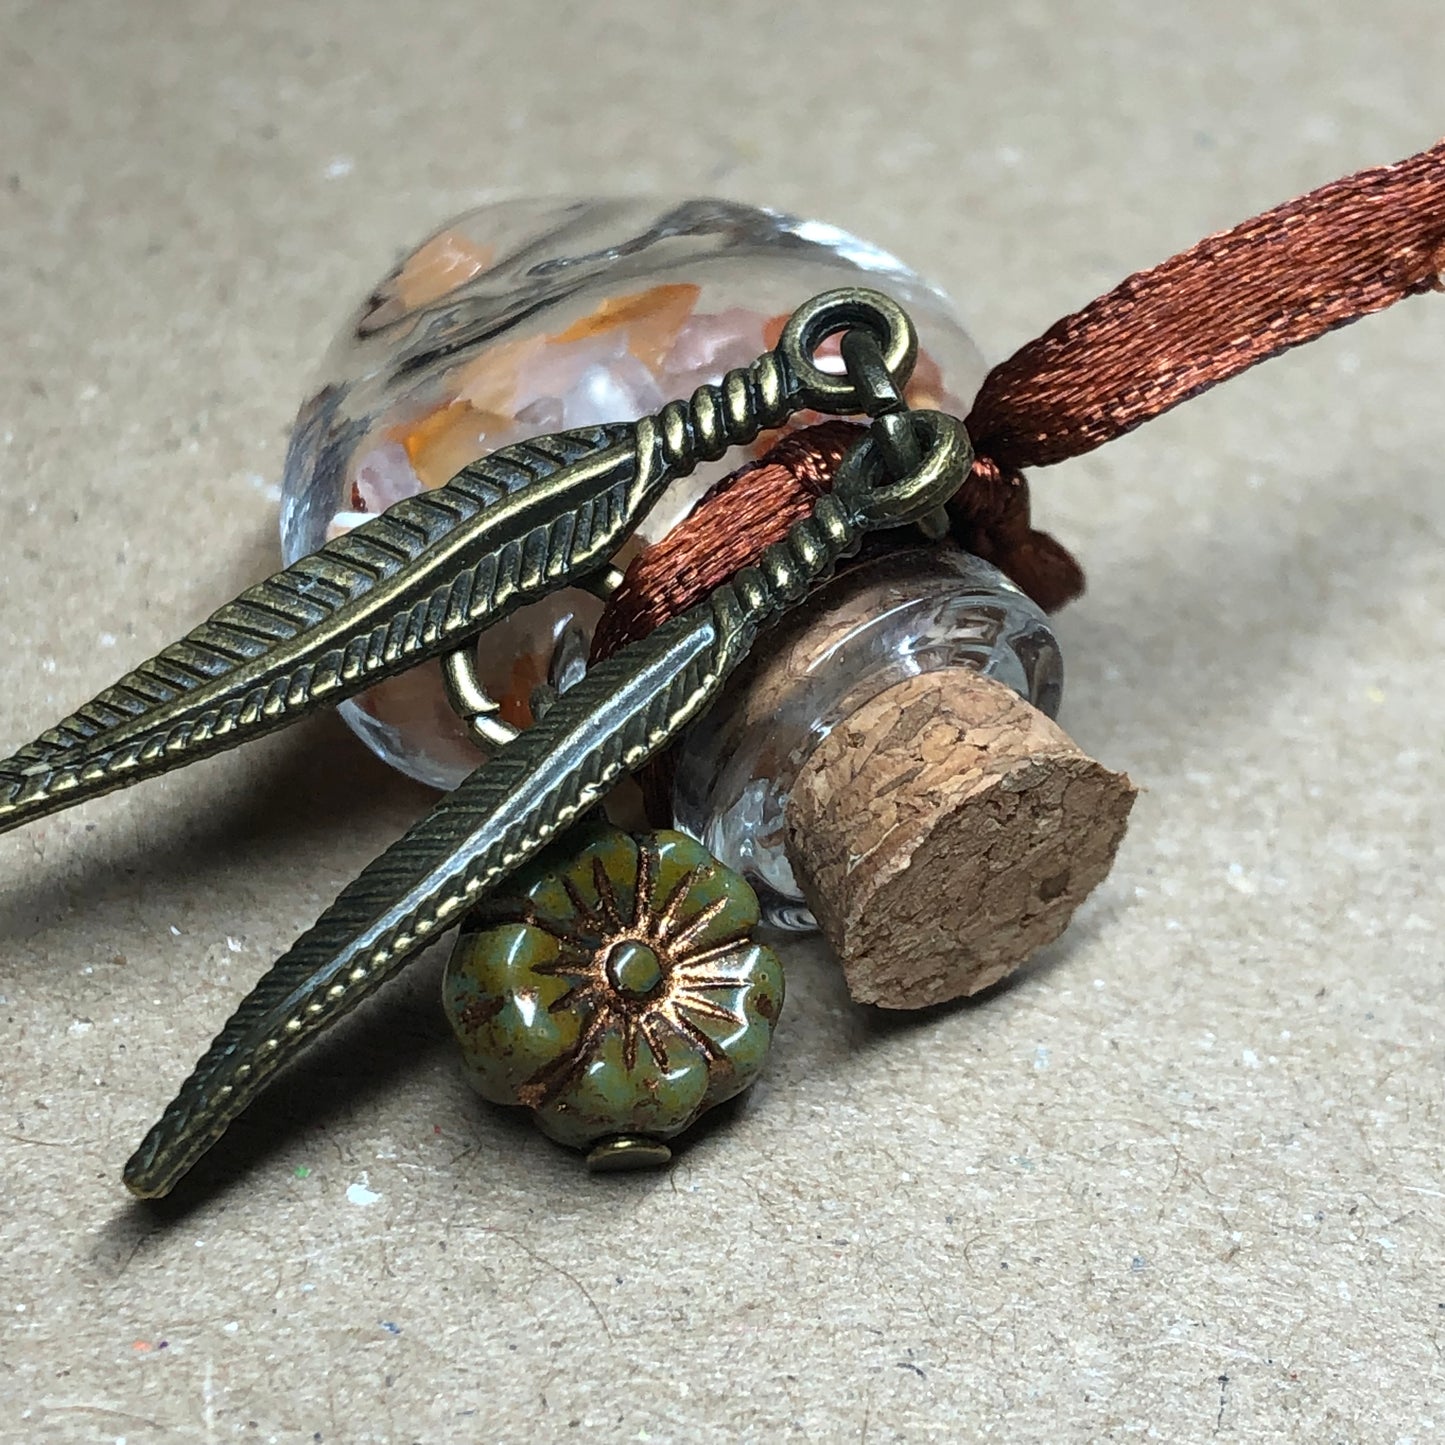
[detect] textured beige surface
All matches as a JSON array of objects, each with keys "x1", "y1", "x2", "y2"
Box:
[{"x1": 1, "y1": 3, "x2": 1442, "y2": 1441}]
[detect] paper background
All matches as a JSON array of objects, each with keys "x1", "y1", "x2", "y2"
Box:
[{"x1": 2, "y1": 3, "x2": 1441, "y2": 1440}]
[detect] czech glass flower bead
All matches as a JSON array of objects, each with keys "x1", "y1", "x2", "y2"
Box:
[{"x1": 443, "y1": 823, "x2": 784, "y2": 1166}]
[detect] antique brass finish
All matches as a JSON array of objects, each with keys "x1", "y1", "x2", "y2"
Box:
[
  {"x1": 0, "y1": 288, "x2": 972, "y2": 1196},
  {"x1": 441, "y1": 645, "x2": 521, "y2": 749},
  {"x1": 586, "y1": 1136, "x2": 675, "y2": 1172}
]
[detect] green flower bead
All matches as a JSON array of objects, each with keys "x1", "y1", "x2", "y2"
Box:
[
  {"x1": 444, "y1": 823, "x2": 784, "y2": 1157},
  {"x1": 442, "y1": 921, "x2": 582, "y2": 1107}
]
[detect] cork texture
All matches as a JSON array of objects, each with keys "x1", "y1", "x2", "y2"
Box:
[
  {"x1": 1, "y1": 4, "x2": 1442, "y2": 1441},
  {"x1": 787, "y1": 670, "x2": 1136, "y2": 1008}
]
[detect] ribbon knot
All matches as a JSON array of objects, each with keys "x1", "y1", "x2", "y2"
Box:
[{"x1": 596, "y1": 136, "x2": 1445, "y2": 650}]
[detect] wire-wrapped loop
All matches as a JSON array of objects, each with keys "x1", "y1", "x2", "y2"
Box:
[
  {"x1": 776, "y1": 287, "x2": 918, "y2": 414},
  {"x1": 834, "y1": 409, "x2": 974, "y2": 529}
]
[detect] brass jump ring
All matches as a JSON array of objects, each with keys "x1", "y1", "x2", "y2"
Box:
[{"x1": 775, "y1": 287, "x2": 918, "y2": 415}]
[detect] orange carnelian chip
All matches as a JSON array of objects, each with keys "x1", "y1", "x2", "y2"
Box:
[
  {"x1": 394, "y1": 402, "x2": 511, "y2": 489},
  {"x1": 552, "y1": 284, "x2": 701, "y2": 370},
  {"x1": 392, "y1": 230, "x2": 496, "y2": 312},
  {"x1": 449, "y1": 333, "x2": 546, "y2": 417},
  {"x1": 497, "y1": 651, "x2": 548, "y2": 729}
]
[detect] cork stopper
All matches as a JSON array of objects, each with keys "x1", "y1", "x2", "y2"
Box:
[{"x1": 784, "y1": 668, "x2": 1136, "y2": 1009}]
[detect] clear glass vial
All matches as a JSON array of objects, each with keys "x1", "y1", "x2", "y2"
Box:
[
  {"x1": 670, "y1": 546, "x2": 1064, "y2": 929},
  {"x1": 278, "y1": 196, "x2": 987, "y2": 788}
]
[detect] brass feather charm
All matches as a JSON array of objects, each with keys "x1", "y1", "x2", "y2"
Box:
[{"x1": 0, "y1": 288, "x2": 971, "y2": 1196}]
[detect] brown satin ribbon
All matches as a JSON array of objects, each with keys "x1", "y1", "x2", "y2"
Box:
[{"x1": 595, "y1": 136, "x2": 1445, "y2": 657}]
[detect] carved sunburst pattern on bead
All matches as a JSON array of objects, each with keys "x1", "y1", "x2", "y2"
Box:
[
  {"x1": 443, "y1": 825, "x2": 785, "y2": 1151},
  {"x1": 514, "y1": 839, "x2": 765, "y2": 1107}
]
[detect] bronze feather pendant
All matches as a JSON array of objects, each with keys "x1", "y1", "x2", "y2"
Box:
[
  {"x1": 0, "y1": 287, "x2": 969, "y2": 1196},
  {"x1": 0, "y1": 423, "x2": 643, "y2": 831},
  {"x1": 121, "y1": 491, "x2": 863, "y2": 1197}
]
